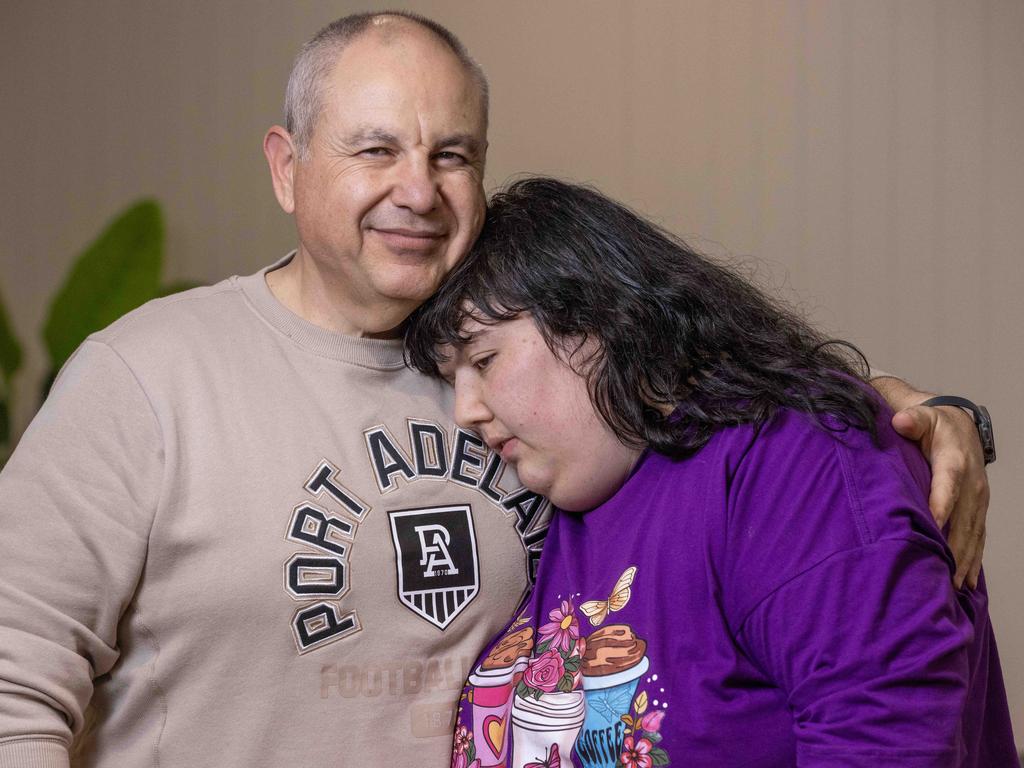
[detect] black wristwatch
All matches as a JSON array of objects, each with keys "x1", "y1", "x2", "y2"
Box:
[{"x1": 920, "y1": 396, "x2": 996, "y2": 465}]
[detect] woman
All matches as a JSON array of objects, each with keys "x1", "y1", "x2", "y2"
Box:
[{"x1": 405, "y1": 178, "x2": 1015, "y2": 766}]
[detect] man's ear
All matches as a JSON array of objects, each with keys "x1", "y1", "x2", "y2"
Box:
[{"x1": 264, "y1": 125, "x2": 297, "y2": 214}]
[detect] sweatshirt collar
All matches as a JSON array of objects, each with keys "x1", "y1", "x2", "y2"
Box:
[{"x1": 238, "y1": 253, "x2": 408, "y2": 370}]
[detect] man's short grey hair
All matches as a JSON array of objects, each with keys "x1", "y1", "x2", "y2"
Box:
[{"x1": 284, "y1": 10, "x2": 489, "y2": 160}]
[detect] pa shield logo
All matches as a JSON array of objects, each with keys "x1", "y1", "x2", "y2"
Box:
[{"x1": 388, "y1": 505, "x2": 480, "y2": 630}]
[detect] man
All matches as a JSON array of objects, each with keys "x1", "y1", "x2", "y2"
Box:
[{"x1": 0, "y1": 11, "x2": 993, "y2": 768}]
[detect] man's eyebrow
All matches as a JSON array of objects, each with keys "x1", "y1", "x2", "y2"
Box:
[
  {"x1": 336, "y1": 129, "x2": 483, "y2": 157},
  {"x1": 343, "y1": 128, "x2": 400, "y2": 146},
  {"x1": 436, "y1": 134, "x2": 483, "y2": 156}
]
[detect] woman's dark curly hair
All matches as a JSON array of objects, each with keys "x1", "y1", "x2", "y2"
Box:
[{"x1": 405, "y1": 177, "x2": 877, "y2": 459}]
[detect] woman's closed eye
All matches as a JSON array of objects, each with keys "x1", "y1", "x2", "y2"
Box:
[{"x1": 472, "y1": 353, "x2": 495, "y2": 371}]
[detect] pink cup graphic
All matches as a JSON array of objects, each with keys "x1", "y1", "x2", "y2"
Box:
[{"x1": 469, "y1": 657, "x2": 530, "y2": 767}]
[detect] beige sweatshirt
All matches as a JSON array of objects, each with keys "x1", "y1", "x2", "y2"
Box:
[{"x1": 0, "y1": 259, "x2": 545, "y2": 768}]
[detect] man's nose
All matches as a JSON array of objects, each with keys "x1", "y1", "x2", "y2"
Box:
[
  {"x1": 390, "y1": 153, "x2": 439, "y2": 215},
  {"x1": 453, "y1": 377, "x2": 490, "y2": 430}
]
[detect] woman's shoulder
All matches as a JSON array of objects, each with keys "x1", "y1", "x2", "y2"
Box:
[
  {"x1": 714, "y1": 401, "x2": 930, "y2": 505},
  {"x1": 704, "y1": 402, "x2": 946, "y2": 562},
  {"x1": 698, "y1": 404, "x2": 953, "y2": 634}
]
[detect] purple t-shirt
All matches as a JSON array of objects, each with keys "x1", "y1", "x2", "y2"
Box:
[{"x1": 451, "y1": 407, "x2": 1015, "y2": 767}]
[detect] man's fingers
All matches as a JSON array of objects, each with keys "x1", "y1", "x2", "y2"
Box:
[
  {"x1": 961, "y1": 481, "x2": 989, "y2": 589},
  {"x1": 892, "y1": 400, "x2": 990, "y2": 589},
  {"x1": 948, "y1": 519, "x2": 985, "y2": 590},
  {"x1": 928, "y1": 466, "x2": 962, "y2": 529},
  {"x1": 945, "y1": 474, "x2": 988, "y2": 589},
  {"x1": 949, "y1": 532, "x2": 971, "y2": 590},
  {"x1": 966, "y1": 531, "x2": 985, "y2": 589}
]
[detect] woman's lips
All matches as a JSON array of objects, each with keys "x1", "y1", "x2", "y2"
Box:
[{"x1": 497, "y1": 437, "x2": 519, "y2": 462}]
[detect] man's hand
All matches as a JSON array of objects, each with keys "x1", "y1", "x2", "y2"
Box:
[{"x1": 871, "y1": 376, "x2": 988, "y2": 589}]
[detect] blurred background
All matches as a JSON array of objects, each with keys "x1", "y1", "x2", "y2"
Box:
[{"x1": 1, "y1": 0, "x2": 1021, "y2": 751}]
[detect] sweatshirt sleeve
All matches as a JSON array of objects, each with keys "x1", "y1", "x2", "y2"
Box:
[
  {"x1": 723, "y1": 411, "x2": 972, "y2": 767},
  {"x1": 0, "y1": 340, "x2": 163, "y2": 767}
]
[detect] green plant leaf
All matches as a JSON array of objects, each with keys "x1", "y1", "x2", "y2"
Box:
[
  {"x1": 0, "y1": 283, "x2": 23, "y2": 383},
  {"x1": 39, "y1": 369, "x2": 58, "y2": 404},
  {"x1": 43, "y1": 199, "x2": 163, "y2": 372},
  {"x1": 0, "y1": 284, "x2": 22, "y2": 456},
  {"x1": 0, "y1": 396, "x2": 10, "y2": 449},
  {"x1": 649, "y1": 747, "x2": 670, "y2": 766}
]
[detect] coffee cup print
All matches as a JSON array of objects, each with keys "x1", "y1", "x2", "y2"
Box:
[
  {"x1": 575, "y1": 625, "x2": 649, "y2": 768},
  {"x1": 470, "y1": 627, "x2": 534, "y2": 767},
  {"x1": 510, "y1": 690, "x2": 586, "y2": 768}
]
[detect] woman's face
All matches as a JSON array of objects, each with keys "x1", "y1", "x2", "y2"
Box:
[{"x1": 437, "y1": 314, "x2": 642, "y2": 511}]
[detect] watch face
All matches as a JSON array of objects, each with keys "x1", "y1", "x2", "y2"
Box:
[{"x1": 979, "y1": 405, "x2": 996, "y2": 465}]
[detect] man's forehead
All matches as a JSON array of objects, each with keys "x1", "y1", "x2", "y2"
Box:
[
  {"x1": 324, "y1": 30, "x2": 486, "y2": 131},
  {"x1": 334, "y1": 22, "x2": 469, "y2": 85},
  {"x1": 366, "y1": 14, "x2": 424, "y2": 40}
]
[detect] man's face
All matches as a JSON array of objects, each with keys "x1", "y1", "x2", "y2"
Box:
[{"x1": 291, "y1": 25, "x2": 487, "y2": 332}]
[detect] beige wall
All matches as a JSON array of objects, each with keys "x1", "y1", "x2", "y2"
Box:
[{"x1": 2, "y1": 0, "x2": 1022, "y2": 745}]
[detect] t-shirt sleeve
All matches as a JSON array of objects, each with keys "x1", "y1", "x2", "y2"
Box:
[
  {"x1": 737, "y1": 542, "x2": 971, "y2": 766},
  {"x1": 722, "y1": 410, "x2": 972, "y2": 766},
  {"x1": 0, "y1": 340, "x2": 163, "y2": 767}
]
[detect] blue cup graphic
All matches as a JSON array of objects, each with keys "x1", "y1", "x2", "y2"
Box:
[{"x1": 574, "y1": 657, "x2": 649, "y2": 768}]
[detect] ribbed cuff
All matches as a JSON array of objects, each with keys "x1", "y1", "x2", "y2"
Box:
[{"x1": 0, "y1": 738, "x2": 69, "y2": 768}]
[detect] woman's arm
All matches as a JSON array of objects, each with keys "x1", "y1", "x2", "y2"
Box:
[{"x1": 723, "y1": 408, "x2": 1014, "y2": 765}]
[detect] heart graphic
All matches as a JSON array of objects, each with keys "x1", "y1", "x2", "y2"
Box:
[{"x1": 483, "y1": 713, "x2": 507, "y2": 757}]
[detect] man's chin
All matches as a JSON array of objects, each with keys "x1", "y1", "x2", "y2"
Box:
[
  {"x1": 374, "y1": 266, "x2": 454, "y2": 303},
  {"x1": 378, "y1": 283, "x2": 441, "y2": 309}
]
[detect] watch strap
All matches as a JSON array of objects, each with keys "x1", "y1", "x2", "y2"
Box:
[{"x1": 920, "y1": 395, "x2": 996, "y2": 465}]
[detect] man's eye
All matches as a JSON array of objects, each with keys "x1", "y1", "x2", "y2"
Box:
[
  {"x1": 435, "y1": 151, "x2": 468, "y2": 165},
  {"x1": 473, "y1": 354, "x2": 494, "y2": 371},
  {"x1": 359, "y1": 147, "x2": 391, "y2": 157}
]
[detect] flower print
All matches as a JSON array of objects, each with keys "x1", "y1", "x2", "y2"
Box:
[
  {"x1": 523, "y1": 650, "x2": 566, "y2": 692},
  {"x1": 538, "y1": 600, "x2": 579, "y2": 653},
  {"x1": 620, "y1": 736, "x2": 653, "y2": 768},
  {"x1": 568, "y1": 666, "x2": 583, "y2": 689},
  {"x1": 565, "y1": 638, "x2": 589, "y2": 692},
  {"x1": 638, "y1": 709, "x2": 665, "y2": 733},
  {"x1": 453, "y1": 724, "x2": 472, "y2": 755},
  {"x1": 567, "y1": 635, "x2": 586, "y2": 688}
]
